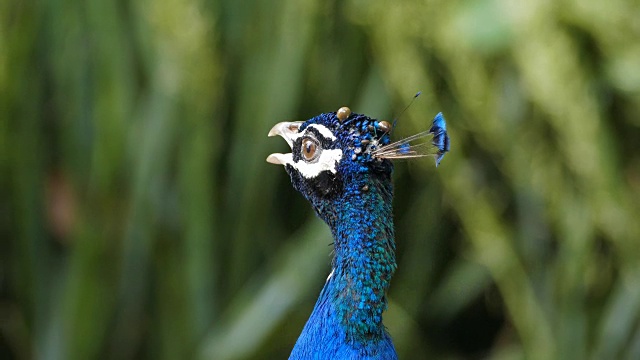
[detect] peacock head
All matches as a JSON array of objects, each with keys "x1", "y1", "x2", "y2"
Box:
[{"x1": 267, "y1": 106, "x2": 449, "y2": 218}]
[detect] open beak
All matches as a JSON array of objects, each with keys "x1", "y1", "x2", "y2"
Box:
[{"x1": 266, "y1": 121, "x2": 303, "y2": 165}]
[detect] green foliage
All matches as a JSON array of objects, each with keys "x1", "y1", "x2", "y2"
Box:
[{"x1": 1, "y1": 0, "x2": 639, "y2": 359}]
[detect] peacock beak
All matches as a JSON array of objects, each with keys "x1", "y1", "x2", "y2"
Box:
[{"x1": 266, "y1": 121, "x2": 303, "y2": 165}]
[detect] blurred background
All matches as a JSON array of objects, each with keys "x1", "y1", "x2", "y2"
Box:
[{"x1": 2, "y1": 0, "x2": 640, "y2": 359}]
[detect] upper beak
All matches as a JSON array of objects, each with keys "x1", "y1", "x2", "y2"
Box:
[{"x1": 266, "y1": 121, "x2": 303, "y2": 165}]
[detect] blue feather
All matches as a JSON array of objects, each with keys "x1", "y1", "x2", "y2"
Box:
[
  {"x1": 429, "y1": 112, "x2": 450, "y2": 167},
  {"x1": 289, "y1": 179, "x2": 398, "y2": 360},
  {"x1": 371, "y1": 112, "x2": 450, "y2": 166}
]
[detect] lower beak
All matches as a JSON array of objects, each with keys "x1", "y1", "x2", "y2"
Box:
[{"x1": 266, "y1": 121, "x2": 303, "y2": 165}]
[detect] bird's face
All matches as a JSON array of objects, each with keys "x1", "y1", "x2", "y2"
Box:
[
  {"x1": 267, "y1": 107, "x2": 394, "y2": 206},
  {"x1": 267, "y1": 106, "x2": 449, "y2": 218}
]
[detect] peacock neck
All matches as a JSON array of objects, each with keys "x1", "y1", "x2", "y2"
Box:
[{"x1": 325, "y1": 174, "x2": 396, "y2": 343}]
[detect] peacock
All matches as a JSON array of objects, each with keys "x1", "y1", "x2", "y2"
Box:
[{"x1": 266, "y1": 102, "x2": 449, "y2": 359}]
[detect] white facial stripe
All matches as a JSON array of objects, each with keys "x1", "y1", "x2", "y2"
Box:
[
  {"x1": 268, "y1": 148, "x2": 343, "y2": 178},
  {"x1": 282, "y1": 124, "x2": 334, "y2": 145},
  {"x1": 296, "y1": 148, "x2": 343, "y2": 179},
  {"x1": 307, "y1": 124, "x2": 336, "y2": 141},
  {"x1": 287, "y1": 124, "x2": 341, "y2": 178},
  {"x1": 268, "y1": 123, "x2": 341, "y2": 178}
]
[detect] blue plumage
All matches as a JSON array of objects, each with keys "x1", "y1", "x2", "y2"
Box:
[
  {"x1": 429, "y1": 112, "x2": 450, "y2": 167},
  {"x1": 267, "y1": 107, "x2": 449, "y2": 359}
]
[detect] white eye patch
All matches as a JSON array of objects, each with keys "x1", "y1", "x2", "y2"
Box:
[
  {"x1": 294, "y1": 148, "x2": 343, "y2": 179},
  {"x1": 292, "y1": 124, "x2": 341, "y2": 178},
  {"x1": 267, "y1": 146, "x2": 343, "y2": 179},
  {"x1": 282, "y1": 124, "x2": 337, "y2": 145},
  {"x1": 307, "y1": 124, "x2": 336, "y2": 141},
  {"x1": 267, "y1": 123, "x2": 343, "y2": 178}
]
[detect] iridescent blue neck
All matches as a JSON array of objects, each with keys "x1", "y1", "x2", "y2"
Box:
[
  {"x1": 290, "y1": 175, "x2": 398, "y2": 358},
  {"x1": 330, "y1": 175, "x2": 396, "y2": 341}
]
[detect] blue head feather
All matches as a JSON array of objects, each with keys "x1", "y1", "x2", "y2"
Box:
[{"x1": 429, "y1": 112, "x2": 450, "y2": 167}]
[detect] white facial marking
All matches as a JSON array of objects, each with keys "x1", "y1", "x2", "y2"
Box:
[
  {"x1": 295, "y1": 148, "x2": 343, "y2": 179},
  {"x1": 307, "y1": 124, "x2": 336, "y2": 141},
  {"x1": 279, "y1": 124, "x2": 335, "y2": 146},
  {"x1": 267, "y1": 148, "x2": 343, "y2": 177},
  {"x1": 267, "y1": 123, "x2": 343, "y2": 178}
]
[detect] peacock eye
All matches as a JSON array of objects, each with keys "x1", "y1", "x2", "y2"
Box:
[{"x1": 301, "y1": 137, "x2": 320, "y2": 162}]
